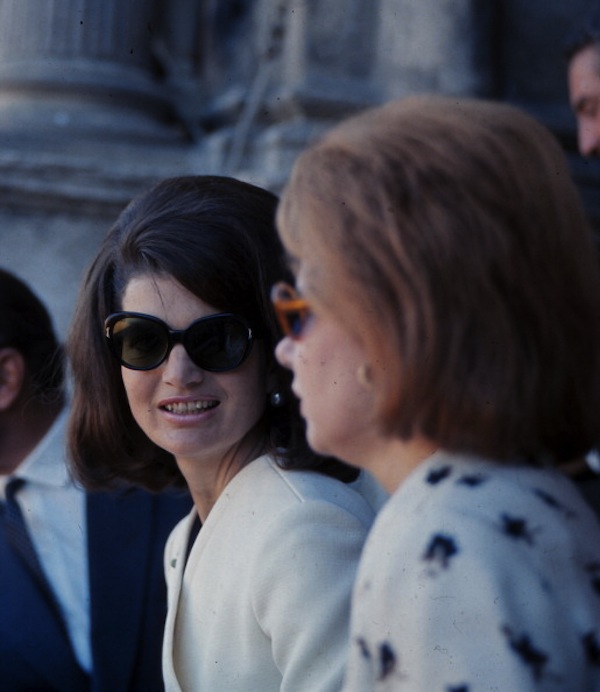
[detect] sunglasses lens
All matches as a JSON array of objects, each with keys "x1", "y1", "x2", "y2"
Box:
[
  {"x1": 107, "y1": 313, "x2": 252, "y2": 372},
  {"x1": 285, "y1": 309, "x2": 307, "y2": 337},
  {"x1": 185, "y1": 316, "x2": 251, "y2": 371},
  {"x1": 110, "y1": 317, "x2": 168, "y2": 370},
  {"x1": 271, "y1": 283, "x2": 310, "y2": 340}
]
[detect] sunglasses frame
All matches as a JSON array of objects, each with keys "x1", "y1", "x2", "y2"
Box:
[
  {"x1": 104, "y1": 311, "x2": 255, "y2": 372},
  {"x1": 270, "y1": 282, "x2": 312, "y2": 340}
]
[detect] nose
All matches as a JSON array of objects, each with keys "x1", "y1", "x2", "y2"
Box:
[
  {"x1": 275, "y1": 335, "x2": 294, "y2": 371},
  {"x1": 162, "y1": 343, "x2": 205, "y2": 387}
]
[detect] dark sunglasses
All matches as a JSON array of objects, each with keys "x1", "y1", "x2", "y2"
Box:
[
  {"x1": 104, "y1": 312, "x2": 255, "y2": 372},
  {"x1": 270, "y1": 282, "x2": 312, "y2": 339}
]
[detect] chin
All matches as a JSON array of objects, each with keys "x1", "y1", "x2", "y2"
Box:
[
  {"x1": 306, "y1": 428, "x2": 334, "y2": 459},
  {"x1": 305, "y1": 426, "x2": 320, "y2": 451}
]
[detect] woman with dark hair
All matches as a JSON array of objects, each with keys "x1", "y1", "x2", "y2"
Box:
[
  {"x1": 274, "y1": 96, "x2": 600, "y2": 690},
  {"x1": 68, "y1": 175, "x2": 384, "y2": 691}
]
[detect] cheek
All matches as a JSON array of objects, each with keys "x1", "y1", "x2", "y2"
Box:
[
  {"x1": 233, "y1": 349, "x2": 271, "y2": 410},
  {"x1": 120, "y1": 369, "x2": 152, "y2": 416},
  {"x1": 289, "y1": 346, "x2": 317, "y2": 387},
  {"x1": 121, "y1": 368, "x2": 136, "y2": 398},
  {"x1": 301, "y1": 361, "x2": 369, "y2": 457},
  {"x1": 298, "y1": 349, "x2": 358, "y2": 409},
  {"x1": 241, "y1": 369, "x2": 269, "y2": 411}
]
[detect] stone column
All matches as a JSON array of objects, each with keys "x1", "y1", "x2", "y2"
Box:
[
  {"x1": 0, "y1": 0, "x2": 198, "y2": 219},
  {"x1": 0, "y1": 0, "x2": 200, "y2": 336},
  {"x1": 0, "y1": 0, "x2": 171, "y2": 129},
  {"x1": 244, "y1": 0, "x2": 381, "y2": 187},
  {"x1": 375, "y1": 0, "x2": 494, "y2": 99},
  {"x1": 268, "y1": 0, "x2": 381, "y2": 119}
]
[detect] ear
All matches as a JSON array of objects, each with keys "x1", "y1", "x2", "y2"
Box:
[{"x1": 0, "y1": 347, "x2": 27, "y2": 411}]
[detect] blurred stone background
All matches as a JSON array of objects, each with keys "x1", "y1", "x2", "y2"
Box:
[{"x1": 0, "y1": 0, "x2": 598, "y2": 337}]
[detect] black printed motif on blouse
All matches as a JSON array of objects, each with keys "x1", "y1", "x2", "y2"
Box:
[
  {"x1": 423, "y1": 533, "x2": 459, "y2": 571},
  {"x1": 532, "y1": 488, "x2": 576, "y2": 519},
  {"x1": 356, "y1": 637, "x2": 371, "y2": 660},
  {"x1": 501, "y1": 625, "x2": 549, "y2": 681},
  {"x1": 499, "y1": 513, "x2": 537, "y2": 545},
  {"x1": 583, "y1": 630, "x2": 600, "y2": 666},
  {"x1": 377, "y1": 642, "x2": 397, "y2": 681},
  {"x1": 457, "y1": 474, "x2": 488, "y2": 488},
  {"x1": 426, "y1": 466, "x2": 452, "y2": 485}
]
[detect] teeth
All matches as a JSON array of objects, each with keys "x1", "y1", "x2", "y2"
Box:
[{"x1": 164, "y1": 401, "x2": 217, "y2": 414}]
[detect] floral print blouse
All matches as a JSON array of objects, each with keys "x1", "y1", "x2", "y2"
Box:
[{"x1": 343, "y1": 451, "x2": 600, "y2": 691}]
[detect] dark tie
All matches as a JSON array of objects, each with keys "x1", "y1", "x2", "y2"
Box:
[{"x1": 1, "y1": 477, "x2": 67, "y2": 631}]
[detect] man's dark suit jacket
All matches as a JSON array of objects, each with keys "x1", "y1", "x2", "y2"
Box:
[{"x1": 0, "y1": 487, "x2": 191, "y2": 691}]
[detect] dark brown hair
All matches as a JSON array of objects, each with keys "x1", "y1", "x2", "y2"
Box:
[
  {"x1": 278, "y1": 96, "x2": 600, "y2": 464},
  {"x1": 0, "y1": 268, "x2": 64, "y2": 404},
  {"x1": 565, "y1": 4, "x2": 600, "y2": 60},
  {"x1": 68, "y1": 175, "x2": 356, "y2": 491}
]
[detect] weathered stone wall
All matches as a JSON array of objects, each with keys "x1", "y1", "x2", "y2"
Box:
[{"x1": 0, "y1": 0, "x2": 597, "y2": 336}]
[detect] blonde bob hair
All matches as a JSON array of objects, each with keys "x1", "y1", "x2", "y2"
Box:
[{"x1": 277, "y1": 95, "x2": 600, "y2": 464}]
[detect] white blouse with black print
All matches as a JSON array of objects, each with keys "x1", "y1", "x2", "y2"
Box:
[{"x1": 343, "y1": 451, "x2": 600, "y2": 692}]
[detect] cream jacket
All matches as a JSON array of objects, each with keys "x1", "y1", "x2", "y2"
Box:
[{"x1": 163, "y1": 454, "x2": 386, "y2": 691}]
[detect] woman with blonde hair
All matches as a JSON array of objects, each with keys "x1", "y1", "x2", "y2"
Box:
[{"x1": 273, "y1": 96, "x2": 600, "y2": 690}]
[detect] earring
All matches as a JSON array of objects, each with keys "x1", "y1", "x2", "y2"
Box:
[
  {"x1": 270, "y1": 391, "x2": 284, "y2": 407},
  {"x1": 356, "y1": 364, "x2": 373, "y2": 388}
]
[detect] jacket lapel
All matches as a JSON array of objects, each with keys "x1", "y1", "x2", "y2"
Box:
[
  {"x1": 162, "y1": 509, "x2": 195, "y2": 692},
  {"x1": 87, "y1": 490, "x2": 153, "y2": 691},
  {"x1": 0, "y1": 519, "x2": 89, "y2": 690}
]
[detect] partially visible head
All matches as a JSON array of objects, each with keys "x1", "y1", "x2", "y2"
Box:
[
  {"x1": 69, "y1": 175, "x2": 352, "y2": 490},
  {"x1": 277, "y1": 95, "x2": 600, "y2": 465},
  {"x1": 0, "y1": 268, "x2": 64, "y2": 410},
  {"x1": 566, "y1": 6, "x2": 600, "y2": 156}
]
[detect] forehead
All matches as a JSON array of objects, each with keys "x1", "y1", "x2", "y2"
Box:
[
  {"x1": 569, "y1": 44, "x2": 600, "y2": 98},
  {"x1": 121, "y1": 274, "x2": 218, "y2": 324}
]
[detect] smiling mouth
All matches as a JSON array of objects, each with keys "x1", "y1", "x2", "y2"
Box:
[{"x1": 162, "y1": 401, "x2": 219, "y2": 414}]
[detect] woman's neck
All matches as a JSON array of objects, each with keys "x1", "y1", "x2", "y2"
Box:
[
  {"x1": 178, "y1": 431, "x2": 269, "y2": 523},
  {"x1": 366, "y1": 435, "x2": 439, "y2": 494}
]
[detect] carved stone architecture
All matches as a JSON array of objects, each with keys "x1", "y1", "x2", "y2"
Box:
[{"x1": 0, "y1": 0, "x2": 598, "y2": 334}]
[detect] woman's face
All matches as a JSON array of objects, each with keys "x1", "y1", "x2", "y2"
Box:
[
  {"x1": 275, "y1": 268, "x2": 380, "y2": 467},
  {"x1": 119, "y1": 273, "x2": 271, "y2": 473}
]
